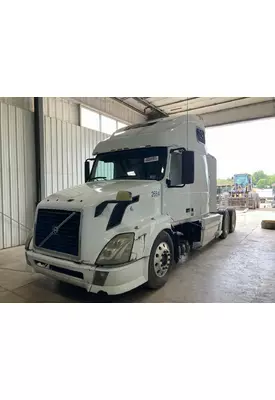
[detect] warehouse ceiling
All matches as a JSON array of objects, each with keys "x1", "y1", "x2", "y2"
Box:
[{"x1": 113, "y1": 97, "x2": 275, "y2": 127}]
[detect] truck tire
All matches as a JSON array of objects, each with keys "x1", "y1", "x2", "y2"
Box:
[
  {"x1": 218, "y1": 209, "x2": 230, "y2": 239},
  {"x1": 227, "y1": 207, "x2": 236, "y2": 233},
  {"x1": 261, "y1": 220, "x2": 275, "y2": 230},
  {"x1": 146, "y1": 231, "x2": 174, "y2": 290}
]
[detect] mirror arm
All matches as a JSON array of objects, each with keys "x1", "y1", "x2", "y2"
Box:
[
  {"x1": 170, "y1": 147, "x2": 186, "y2": 154},
  {"x1": 84, "y1": 157, "x2": 95, "y2": 182}
]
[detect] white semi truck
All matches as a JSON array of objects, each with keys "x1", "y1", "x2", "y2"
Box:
[{"x1": 25, "y1": 115, "x2": 236, "y2": 295}]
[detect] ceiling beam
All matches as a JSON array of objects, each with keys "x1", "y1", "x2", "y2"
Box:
[
  {"x1": 169, "y1": 97, "x2": 249, "y2": 115},
  {"x1": 133, "y1": 97, "x2": 169, "y2": 117},
  {"x1": 155, "y1": 97, "x2": 200, "y2": 108},
  {"x1": 112, "y1": 97, "x2": 146, "y2": 116}
]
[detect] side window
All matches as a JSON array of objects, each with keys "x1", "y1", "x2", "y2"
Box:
[
  {"x1": 170, "y1": 151, "x2": 182, "y2": 186},
  {"x1": 96, "y1": 161, "x2": 114, "y2": 180},
  {"x1": 196, "y1": 127, "x2": 205, "y2": 144},
  {"x1": 101, "y1": 115, "x2": 117, "y2": 135},
  {"x1": 117, "y1": 122, "x2": 127, "y2": 130},
  {"x1": 80, "y1": 107, "x2": 100, "y2": 131}
]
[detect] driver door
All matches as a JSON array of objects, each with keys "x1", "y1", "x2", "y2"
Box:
[{"x1": 163, "y1": 151, "x2": 191, "y2": 222}]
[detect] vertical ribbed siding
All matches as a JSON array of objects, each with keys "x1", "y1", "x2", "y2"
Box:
[
  {"x1": 1, "y1": 103, "x2": 11, "y2": 248},
  {"x1": 16, "y1": 108, "x2": 27, "y2": 245},
  {"x1": 44, "y1": 116, "x2": 109, "y2": 197},
  {"x1": 43, "y1": 97, "x2": 80, "y2": 125},
  {"x1": 0, "y1": 102, "x2": 36, "y2": 250},
  {"x1": 0, "y1": 97, "x2": 34, "y2": 112}
]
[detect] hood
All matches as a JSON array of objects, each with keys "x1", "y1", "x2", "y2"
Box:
[{"x1": 41, "y1": 180, "x2": 159, "y2": 208}]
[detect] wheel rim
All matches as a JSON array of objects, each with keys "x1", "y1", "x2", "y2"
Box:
[{"x1": 153, "y1": 242, "x2": 172, "y2": 278}]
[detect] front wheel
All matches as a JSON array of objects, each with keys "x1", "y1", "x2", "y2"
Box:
[{"x1": 146, "y1": 231, "x2": 174, "y2": 290}]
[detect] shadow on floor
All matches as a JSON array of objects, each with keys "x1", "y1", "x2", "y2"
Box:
[{"x1": 56, "y1": 280, "x2": 152, "y2": 303}]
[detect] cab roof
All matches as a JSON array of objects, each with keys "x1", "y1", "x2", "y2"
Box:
[{"x1": 93, "y1": 114, "x2": 204, "y2": 155}]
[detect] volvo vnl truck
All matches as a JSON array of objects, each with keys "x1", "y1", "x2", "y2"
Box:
[{"x1": 25, "y1": 115, "x2": 236, "y2": 295}]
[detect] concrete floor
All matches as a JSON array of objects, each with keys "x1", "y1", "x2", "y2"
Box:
[{"x1": 0, "y1": 209, "x2": 275, "y2": 303}]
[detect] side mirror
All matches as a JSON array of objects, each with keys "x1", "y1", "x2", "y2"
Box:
[
  {"x1": 181, "y1": 151, "x2": 194, "y2": 184},
  {"x1": 84, "y1": 158, "x2": 95, "y2": 182}
]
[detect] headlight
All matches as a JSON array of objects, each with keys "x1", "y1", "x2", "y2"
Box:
[{"x1": 96, "y1": 233, "x2": 134, "y2": 266}]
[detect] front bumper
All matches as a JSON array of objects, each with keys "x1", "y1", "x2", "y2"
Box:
[{"x1": 25, "y1": 250, "x2": 148, "y2": 295}]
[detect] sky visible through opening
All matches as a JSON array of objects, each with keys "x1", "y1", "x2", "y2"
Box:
[{"x1": 205, "y1": 117, "x2": 275, "y2": 179}]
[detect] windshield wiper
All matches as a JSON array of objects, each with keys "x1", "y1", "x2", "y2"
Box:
[
  {"x1": 115, "y1": 175, "x2": 138, "y2": 179},
  {"x1": 89, "y1": 176, "x2": 107, "y2": 181}
]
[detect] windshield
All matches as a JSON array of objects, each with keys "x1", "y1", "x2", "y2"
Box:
[
  {"x1": 234, "y1": 174, "x2": 250, "y2": 186},
  {"x1": 89, "y1": 147, "x2": 167, "y2": 182}
]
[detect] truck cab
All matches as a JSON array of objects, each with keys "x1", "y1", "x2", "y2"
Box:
[{"x1": 25, "y1": 115, "x2": 235, "y2": 295}]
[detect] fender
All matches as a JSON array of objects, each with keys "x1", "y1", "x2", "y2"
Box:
[{"x1": 133, "y1": 214, "x2": 173, "y2": 258}]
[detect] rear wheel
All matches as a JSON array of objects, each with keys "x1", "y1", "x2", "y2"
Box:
[
  {"x1": 146, "y1": 231, "x2": 174, "y2": 289},
  {"x1": 227, "y1": 207, "x2": 236, "y2": 233},
  {"x1": 218, "y1": 209, "x2": 230, "y2": 239}
]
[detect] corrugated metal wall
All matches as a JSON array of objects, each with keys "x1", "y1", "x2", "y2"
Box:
[
  {"x1": 43, "y1": 98, "x2": 80, "y2": 126},
  {"x1": 0, "y1": 97, "x2": 34, "y2": 112},
  {"x1": 44, "y1": 116, "x2": 109, "y2": 197},
  {"x1": 0, "y1": 102, "x2": 36, "y2": 250}
]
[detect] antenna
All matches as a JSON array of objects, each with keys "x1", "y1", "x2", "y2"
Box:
[{"x1": 186, "y1": 97, "x2": 189, "y2": 144}]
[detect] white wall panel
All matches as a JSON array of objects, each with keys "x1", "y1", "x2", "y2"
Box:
[
  {"x1": 16, "y1": 108, "x2": 27, "y2": 245},
  {"x1": 0, "y1": 102, "x2": 36, "y2": 250},
  {"x1": 1, "y1": 103, "x2": 11, "y2": 248},
  {"x1": 51, "y1": 118, "x2": 58, "y2": 194},
  {"x1": 44, "y1": 116, "x2": 109, "y2": 197},
  {"x1": 56, "y1": 119, "x2": 63, "y2": 192},
  {"x1": 72, "y1": 124, "x2": 78, "y2": 187},
  {"x1": 67, "y1": 123, "x2": 73, "y2": 189},
  {"x1": 61, "y1": 121, "x2": 68, "y2": 190},
  {"x1": 0, "y1": 97, "x2": 34, "y2": 112},
  {"x1": 43, "y1": 97, "x2": 79, "y2": 125}
]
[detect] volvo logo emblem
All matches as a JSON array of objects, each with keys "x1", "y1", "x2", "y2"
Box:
[
  {"x1": 38, "y1": 211, "x2": 76, "y2": 248},
  {"x1": 52, "y1": 226, "x2": 59, "y2": 235}
]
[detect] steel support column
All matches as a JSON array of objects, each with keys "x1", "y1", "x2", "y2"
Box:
[{"x1": 34, "y1": 97, "x2": 45, "y2": 204}]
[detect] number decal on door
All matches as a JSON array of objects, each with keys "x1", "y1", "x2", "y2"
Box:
[{"x1": 151, "y1": 190, "x2": 160, "y2": 197}]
